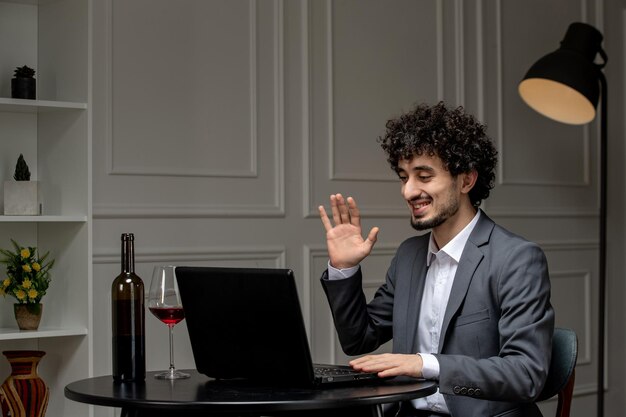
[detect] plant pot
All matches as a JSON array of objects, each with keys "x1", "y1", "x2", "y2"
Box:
[
  {"x1": 0, "y1": 350, "x2": 49, "y2": 417},
  {"x1": 3, "y1": 181, "x2": 39, "y2": 215},
  {"x1": 11, "y1": 77, "x2": 36, "y2": 100},
  {"x1": 14, "y1": 304, "x2": 43, "y2": 330}
]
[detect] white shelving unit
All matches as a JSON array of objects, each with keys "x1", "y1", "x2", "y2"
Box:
[{"x1": 0, "y1": 0, "x2": 91, "y2": 416}]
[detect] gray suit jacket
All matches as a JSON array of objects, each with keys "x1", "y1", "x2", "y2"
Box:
[{"x1": 321, "y1": 212, "x2": 555, "y2": 417}]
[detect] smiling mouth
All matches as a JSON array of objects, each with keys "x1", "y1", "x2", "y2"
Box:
[{"x1": 410, "y1": 200, "x2": 431, "y2": 215}]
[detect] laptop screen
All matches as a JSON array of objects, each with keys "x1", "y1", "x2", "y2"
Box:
[{"x1": 176, "y1": 266, "x2": 316, "y2": 384}]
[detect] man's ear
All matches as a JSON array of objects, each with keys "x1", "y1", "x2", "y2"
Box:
[{"x1": 460, "y1": 170, "x2": 478, "y2": 194}]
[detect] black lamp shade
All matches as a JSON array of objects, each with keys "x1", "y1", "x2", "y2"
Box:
[{"x1": 518, "y1": 22, "x2": 604, "y2": 125}]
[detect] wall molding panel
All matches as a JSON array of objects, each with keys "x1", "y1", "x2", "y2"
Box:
[
  {"x1": 549, "y1": 270, "x2": 593, "y2": 366},
  {"x1": 106, "y1": 0, "x2": 259, "y2": 178},
  {"x1": 94, "y1": 0, "x2": 285, "y2": 218},
  {"x1": 94, "y1": 245, "x2": 286, "y2": 267}
]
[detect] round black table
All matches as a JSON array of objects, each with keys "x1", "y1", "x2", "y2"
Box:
[{"x1": 65, "y1": 370, "x2": 437, "y2": 417}]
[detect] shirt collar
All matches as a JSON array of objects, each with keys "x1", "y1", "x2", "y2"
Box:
[{"x1": 427, "y1": 209, "x2": 482, "y2": 266}]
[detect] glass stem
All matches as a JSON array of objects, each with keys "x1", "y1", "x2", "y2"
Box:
[{"x1": 168, "y1": 324, "x2": 175, "y2": 372}]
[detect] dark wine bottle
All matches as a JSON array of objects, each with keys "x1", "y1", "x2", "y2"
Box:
[{"x1": 111, "y1": 233, "x2": 145, "y2": 382}]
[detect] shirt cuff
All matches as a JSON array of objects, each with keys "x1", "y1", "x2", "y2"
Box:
[
  {"x1": 418, "y1": 353, "x2": 440, "y2": 380},
  {"x1": 327, "y1": 262, "x2": 359, "y2": 280}
]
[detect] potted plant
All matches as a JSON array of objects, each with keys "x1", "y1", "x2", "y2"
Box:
[
  {"x1": 11, "y1": 65, "x2": 36, "y2": 100},
  {"x1": 3, "y1": 154, "x2": 39, "y2": 215},
  {"x1": 0, "y1": 239, "x2": 54, "y2": 330}
]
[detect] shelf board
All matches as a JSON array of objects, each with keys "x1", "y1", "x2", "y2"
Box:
[
  {"x1": 0, "y1": 215, "x2": 88, "y2": 222},
  {"x1": 0, "y1": 327, "x2": 88, "y2": 341},
  {"x1": 0, "y1": 97, "x2": 87, "y2": 113},
  {"x1": 0, "y1": 0, "x2": 38, "y2": 4}
]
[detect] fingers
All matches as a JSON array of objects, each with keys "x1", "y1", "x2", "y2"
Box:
[
  {"x1": 349, "y1": 355, "x2": 373, "y2": 368},
  {"x1": 326, "y1": 194, "x2": 358, "y2": 225},
  {"x1": 320, "y1": 195, "x2": 379, "y2": 248},
  {"x1": 318, "y1": 205, "x2": 332, "y2": 232},
  {"x1": 346, "y1": 197, "x2": 361, "y2": 227},
  {"x1": 328, "y1": 194, "x2": 351, "y2": 226},
  {"x1": 348, "y1": 353, "x2": 422, "y2": 378},
  {"x1": 366, "y1": 227, "x2": 379, "y2": 247},
  {"x1": 330, "y1": 194, "x2": 342, "y2": 226},
  {"x1": 338, "y1": 195, "x2": 350, "y2": 224}
]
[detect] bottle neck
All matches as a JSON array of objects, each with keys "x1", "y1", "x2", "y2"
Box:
[{"x1": 121, "y1": 237, "x2": 135, "y2": 274}]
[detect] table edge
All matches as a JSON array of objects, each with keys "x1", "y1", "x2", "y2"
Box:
[{"x1": 64, "y1": 374, "x2": 438, "y2": 412}]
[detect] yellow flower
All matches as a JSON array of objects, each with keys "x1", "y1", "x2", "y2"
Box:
[
  {"x1": 20, "y1": 248, "x2": 30, "y2": 259},
  {"x1": 27, "y1": 289, "x2": 38, "y2": 299},
  {"x1": 32, "y1": 262, "x2": 41, "y2": 272},
  {"x1": 22, "y1": 264, "x2": 31, "y2": 273},
  {"x1": 15, "y1": 289, "x2": 26, "y2": 300},
  {"x1": 22, "y1": 279, "x2": 32, "y2": 289},
  {"x1": 2, "y1": 278, "x2": 10, "y2": 288}
]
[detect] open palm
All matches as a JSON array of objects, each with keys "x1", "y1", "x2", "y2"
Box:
[{"x1": 318, "y1": 194, "x2": 379, "y2": 269}]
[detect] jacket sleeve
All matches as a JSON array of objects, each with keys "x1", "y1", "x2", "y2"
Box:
[{"x1": 320, "y1": 256, "x2": 398, "y2": 356}]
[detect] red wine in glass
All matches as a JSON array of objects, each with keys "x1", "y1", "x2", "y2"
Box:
[
  {"x1": 149, "y1": 307, "x2": 185, "y2": 326},
  {"x1": 148, "y1": 266, "x2": 190, "y2": 379}
]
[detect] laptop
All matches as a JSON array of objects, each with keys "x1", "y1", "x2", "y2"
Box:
[{"x1": 175, "y1": 266, "x2": 381, "y2": 386}]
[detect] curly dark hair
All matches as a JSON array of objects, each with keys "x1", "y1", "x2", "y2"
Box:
[{"x1": 378, "y1": 102, "x2": 497, "y2": 207}]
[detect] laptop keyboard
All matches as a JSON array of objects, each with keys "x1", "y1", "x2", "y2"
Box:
[{"x1": 314, "y1": 366, "x2": 359, "y2": 377}]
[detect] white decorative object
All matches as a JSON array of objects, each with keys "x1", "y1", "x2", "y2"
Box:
[{"x1": 3, "y1": 181, "x2": 39, "y2": 215}]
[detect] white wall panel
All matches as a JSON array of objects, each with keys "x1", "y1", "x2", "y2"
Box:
[
  {"x1": 94, "y1": 0, "x2": 284, "y2": 217},
  {"x1": 110, "y1": 1, "x2": 257, "y2": 178},
  {"x1": 542, "y1": 240, "x2": 598, "y2": 398}
]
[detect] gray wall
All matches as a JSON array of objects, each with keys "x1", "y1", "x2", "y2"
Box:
[{"x1": 91, "y1": 1, "x2": 626, "y2": 416}]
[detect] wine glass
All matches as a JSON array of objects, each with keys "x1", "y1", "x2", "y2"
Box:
[{"x1": 148, "y1": 265, "x2": 190, "y2": 379}]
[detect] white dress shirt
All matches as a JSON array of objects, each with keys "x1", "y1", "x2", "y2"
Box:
[
  {"x1": 410, "y1": 209, "x2": 480, "y2": 413},
  {"x1": 327, "y1": 210, "x2": 481, "y2": 415}
]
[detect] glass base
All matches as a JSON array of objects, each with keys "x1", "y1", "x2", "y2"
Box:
[{"x1": 154, "y1": 368, "x2": 190, "y2": 380}]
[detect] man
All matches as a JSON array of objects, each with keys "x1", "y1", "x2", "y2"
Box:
[{"x1": 318, "y1": 102, "x2": 554, "y2": 417}]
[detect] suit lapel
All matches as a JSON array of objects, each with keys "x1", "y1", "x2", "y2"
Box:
[
  {"x1": 438, "y1": 212, "x2": 494, "y2": 353},
  {"x1": 406, "y1": 238, "x2": 429, "y2": 353}
]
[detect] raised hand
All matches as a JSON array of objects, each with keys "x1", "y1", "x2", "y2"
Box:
[{"x1": 318, "y1": 194, "x2": 379, "y2": 269}]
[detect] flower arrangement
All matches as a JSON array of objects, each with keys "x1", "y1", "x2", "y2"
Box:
[{"x1": 0, "y1": 240, "x2": 54, "y2": 304}]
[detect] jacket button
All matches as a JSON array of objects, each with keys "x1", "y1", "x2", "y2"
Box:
[
  {"x1": 453, "y1": 386, "x2": 461, "y2": 394},
  {"x1": 468, "y1": 388, "x2": 475, "y2": 396},
  {"x1": 460, "y1": 387, "x2": 468, "y2": 395},
  {"x1": 474, "y1": 388, "x2": 482, "y2": 397}
]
